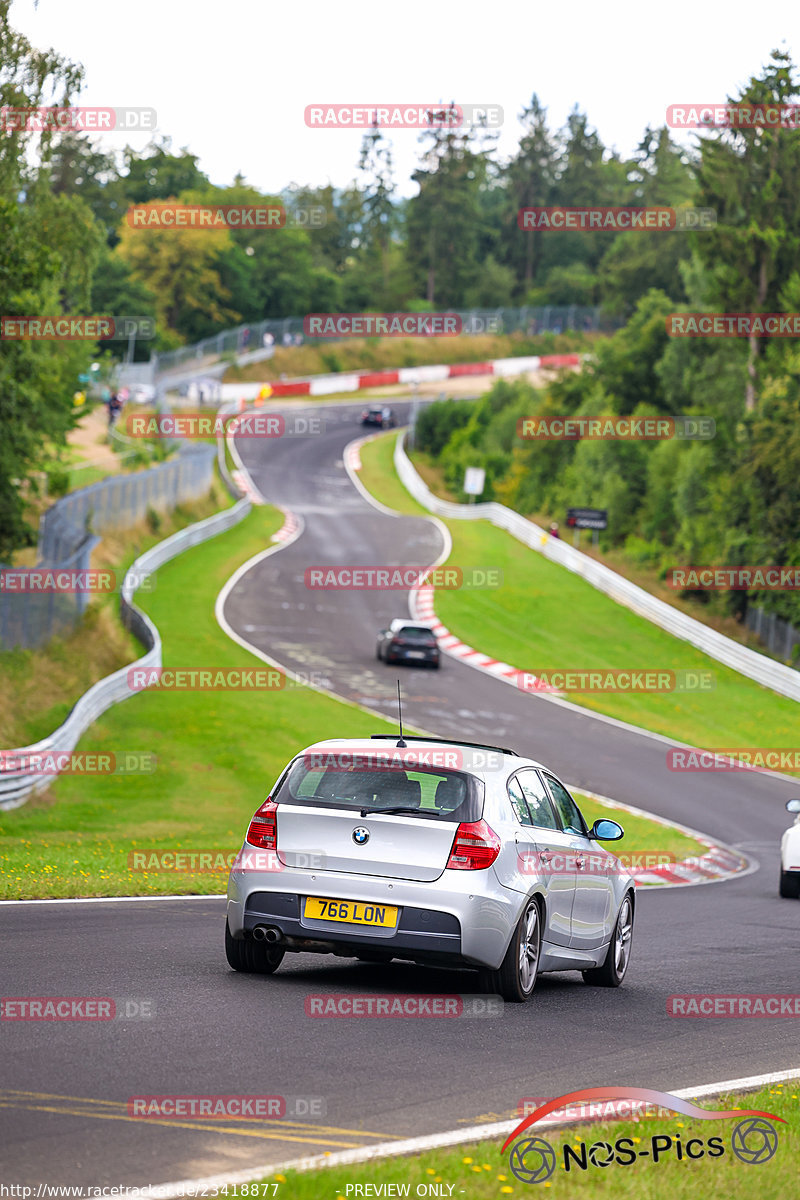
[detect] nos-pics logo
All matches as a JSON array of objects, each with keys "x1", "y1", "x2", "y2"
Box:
[{"x1": 503, "y1": 1087, "x2": 782, "y2": 1183}]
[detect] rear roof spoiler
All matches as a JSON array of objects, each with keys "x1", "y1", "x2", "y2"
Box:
[{"x1": 370, "y1": 734, "x2": 517, "y2": 756}]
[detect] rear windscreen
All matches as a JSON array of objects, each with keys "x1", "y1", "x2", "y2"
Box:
[
  {"x1": 395, "y1": 627, "x2": 437, "y2": 643},
  {"x1": 274, "y1": 760, "x2": 483, "y2": 823}
]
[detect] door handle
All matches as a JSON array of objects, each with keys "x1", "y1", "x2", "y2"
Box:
[
  {"x1": 539, "y1": 851, "x2": 552, "y2": 863},
  {"x1": 575, "y1": 855, "x2": 585, "y2": 870}
]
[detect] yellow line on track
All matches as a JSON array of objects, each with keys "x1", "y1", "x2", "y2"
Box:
[{"x1": 0, "y1": 1091, "x2": 394, "y2": 1143}]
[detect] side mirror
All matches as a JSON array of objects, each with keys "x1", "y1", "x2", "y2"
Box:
[
  {"x1": 786, "y1": 799, "x2": 800, "y2": 813},
  {"x1": 589, "y1": 818, "x2": 624, "y2": 841}
]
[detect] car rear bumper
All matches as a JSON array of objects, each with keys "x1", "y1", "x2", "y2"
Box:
[
  {"x1": 227, "y1": 862, "x2": 520, "y2": 968},
  {"x1": 386, "y1": 647, "x2": 439, "y2": 664}
]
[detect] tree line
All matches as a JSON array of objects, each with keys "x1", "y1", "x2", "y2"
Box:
[{"x1": 1, "y1": 0, "x2": 799, "y2": 589}]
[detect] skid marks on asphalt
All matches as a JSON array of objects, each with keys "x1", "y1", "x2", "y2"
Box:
[{"x1": 0, "y1": 1091, "x2": 392, "y2": 1150}]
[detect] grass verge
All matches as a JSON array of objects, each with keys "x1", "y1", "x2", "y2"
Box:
[
  {"x1": 357, "y1": 432, "x2": 800, "y2": 755},
  {"x1": 223, "y1": 331, "x2": 592, "y2": 384},
  {"x1": 573, "y1": 794, "x2": 703, "y2": 866},
  {"x1": 0, "y1": 482, "x2": 230, "y2": 748},
  {"x1": 248, "y1": 1082, "x2": 797, "y2": 1199}
]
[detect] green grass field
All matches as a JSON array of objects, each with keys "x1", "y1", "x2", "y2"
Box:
[
  {"x1": 248, "y1": 1083, "x2": 798, "y2": 1200},
  {"x1": 357, "y1": 431, "x2": 800, "y2": 755}
]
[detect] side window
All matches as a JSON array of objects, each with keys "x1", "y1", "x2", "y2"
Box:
[
  {"x1": 517, "y1": 770, "x2": 559, "y2": 831},
  {"x1": 544, "y1": 775, "x2": 588, "y2": 837},
  {"x1": 507, "y1": 777, "x2": 533, "y2": 826}
]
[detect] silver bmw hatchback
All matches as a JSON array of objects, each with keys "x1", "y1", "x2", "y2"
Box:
[{"x1": 225, "y1": 736, "x2": 635, "y2": 1001}]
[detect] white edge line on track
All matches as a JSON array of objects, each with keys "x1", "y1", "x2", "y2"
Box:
[{"x1": 139, "y1": 1067, "x2": 800, "y2": 1198}]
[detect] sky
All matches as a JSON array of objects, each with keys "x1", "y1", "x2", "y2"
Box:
[{"x1": 11, "y1": 0, "x2": 800, "y2": 198}]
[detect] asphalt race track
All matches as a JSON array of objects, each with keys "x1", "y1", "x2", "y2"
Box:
[{"x1": 2, "y1": 400, "x2": 799, "y2": 1187}]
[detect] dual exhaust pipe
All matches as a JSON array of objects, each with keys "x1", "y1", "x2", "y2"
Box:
[{"x1": 252, "y1": 924, "x2": 283, "y2": 944}]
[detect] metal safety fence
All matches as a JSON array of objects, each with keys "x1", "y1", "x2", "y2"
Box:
[
  {"x1": 1, "y1": 445, "x2": 216, "y2": 650},
  {"x1": 153, "y1": 305, "x2": 620, "y2": 376},
  {"x1": 745, "y1": 604, "x2": 800, "y2": 665},
  {"x1": 0, "y1": 493, "x2": 250, "y2": 809}
]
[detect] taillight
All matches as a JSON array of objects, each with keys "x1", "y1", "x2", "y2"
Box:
[
  {"x1": 446, "y1": 820, "x2": 501, "y2": 870},
  {"x1": 246, "y1": 798, "x2": 277, "y2": 849}
]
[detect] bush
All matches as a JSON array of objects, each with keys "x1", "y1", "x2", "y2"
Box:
[
  {"x1": 46, "y1": 466, "x2": 70, "y2": 497},
  {"x1": 623, "y1": 534, "x2": 664, "y2": 567}
]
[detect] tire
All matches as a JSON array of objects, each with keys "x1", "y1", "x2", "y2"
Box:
[
  {"x1": 431, "y1": 660, "x2": 440, "y2": 670},
  {"x1": 225, "y1": 920, "x2": 285, "y2": 974},
  {"x1": 376, "y1": 644, "x2": 382, "y2": 661},
  {"x1": 582, "y1": 893, "x2": 634, "y2": 987},
  {"x1": 779, "y1": 869, "x2": 800, "y2": 898},
  {"x1": 479, "y1": 897, "x2": 541, "y2": 1002}
]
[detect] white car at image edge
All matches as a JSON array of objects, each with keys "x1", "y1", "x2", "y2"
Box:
[{"x1": 780, "y1": 798, "x2": 800, "y2": 897}]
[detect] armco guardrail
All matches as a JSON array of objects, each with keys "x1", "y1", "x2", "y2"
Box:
[
  {"x1": 154, "y1": 305, "x2": 619, "y2": 376},
  {"x1": 394, "y1": 433, "x2": 800, "y2": 704},
  {"x1": 0, "y1": 488, "x2": 250, "y2": 811}
]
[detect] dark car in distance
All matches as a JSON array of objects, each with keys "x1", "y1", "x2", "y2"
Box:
[
  {"x1": 361, "y1": 405, "x2": 396, "y2": 429},
  {"x1": 377, "y1": 620, "x2": 440, "y2": 668}
]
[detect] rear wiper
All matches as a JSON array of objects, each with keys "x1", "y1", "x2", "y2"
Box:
[{"x1": 360, "y1": 806, "x2": 424, "y2": 817}]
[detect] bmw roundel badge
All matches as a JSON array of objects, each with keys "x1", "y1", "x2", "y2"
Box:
[{"x1": 352, "y1": 826, "x2": 370, "y2": 845}]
